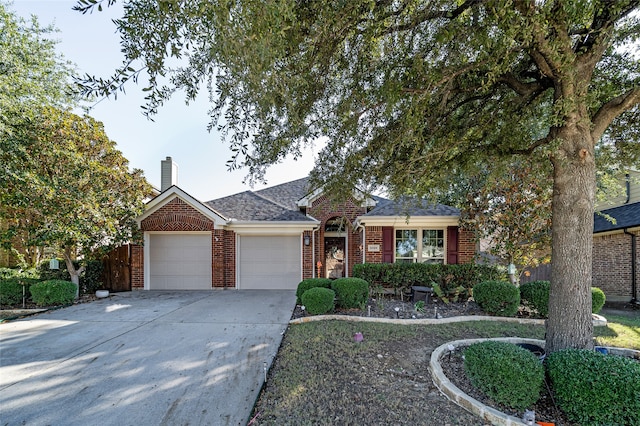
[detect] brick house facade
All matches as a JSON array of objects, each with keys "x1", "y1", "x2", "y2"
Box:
[{"x1": 133, "y1": 173, "x2": 478, "y2": 291}]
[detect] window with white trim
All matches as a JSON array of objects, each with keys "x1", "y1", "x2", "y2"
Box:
[{"x1": 395, "y1": 229, "x2": 445, "y2": 264}]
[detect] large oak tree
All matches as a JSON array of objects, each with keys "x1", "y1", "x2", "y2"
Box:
[{"x1": 77, "y1": 0, "x2": 639, "y2": 353}]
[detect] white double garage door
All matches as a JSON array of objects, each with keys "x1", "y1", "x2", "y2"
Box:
[{"x1": 148, "y1": 233, "x2": 301, "y2": 290}]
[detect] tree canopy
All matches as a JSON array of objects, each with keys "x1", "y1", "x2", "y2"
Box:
[
  {"x1": 0, "y1": 2, "x2": 76, "y2": 133},
  {"x1": 77, "y1": 0, "x2": 639, "y2": 352},
  {"x1": 0, "y1": 107, "x2": 152, "y2": 287}
]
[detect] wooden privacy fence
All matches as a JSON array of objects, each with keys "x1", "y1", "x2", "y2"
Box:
[
  {"x1": 102, "y1": 244, "x2": 131, "y2": 292},
  {"x1": 520, "y1": 263, "x2": 551, "y2": 284}
]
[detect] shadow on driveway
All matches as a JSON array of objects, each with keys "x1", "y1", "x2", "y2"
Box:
[{"x1": 0, "y1": 290, "x2": 295, "y2": 426}]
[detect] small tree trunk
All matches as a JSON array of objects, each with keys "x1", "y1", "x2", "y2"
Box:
[
  {"x1": 63, "y1": 247, "x2": 85, "y2": 299},
  {"x1": 546, "y1": 126, "x2": 595, "y2": 354}
]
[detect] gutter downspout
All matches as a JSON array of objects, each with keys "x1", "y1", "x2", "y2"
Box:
[{"x1": 623, "y1": 228, "x2": 638, "y2": 304}]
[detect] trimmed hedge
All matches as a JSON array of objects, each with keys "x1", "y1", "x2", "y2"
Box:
[
  {"x1": 464, "y1": 341, "x2": 544, "y2": 410},
  {"x1": 296, "y1": 278, "x2": 333, "y2": 303},
  {"x1": 520, "y1": 280, "x2": 550, "y2": 317},
  {"x1": 520, "y1": 282, "x2": 606, "y2": 317},
  {"x1": 547, "y1": 349, "x2": 640, "y2": 426},
  {"x1": 300, "y1": 287, "x2": 335, "y2": 315},
  {"x1": 0, "y1": 278, "x2": 39, "y2": 305},
  {"x1": 30, "y1": 280, "x2": 77, "y2": 307},
  {"x1": 473, "y1": 280, "x2": 520, "y2": 317},
  {"x1": 591, "y1": 287, "x2": 606, "y2": 314},
  {"x1": 352, "y1": 263, "x2": 504, "y2": 301},
  {"x1": 81, "y1": 260, "x2": 104, "y2": 294},
  {"x1": 331, "y1": 277, "x2": 369, "y2": 309}
]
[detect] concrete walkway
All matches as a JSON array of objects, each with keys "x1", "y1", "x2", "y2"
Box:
[{"x1": 0, "y1": 290, "x2": 296, "y2": 426}]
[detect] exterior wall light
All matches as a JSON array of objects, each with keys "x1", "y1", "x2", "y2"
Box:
[{"x1": 304, "y1": 235, "x2": 310, "y2": 246}]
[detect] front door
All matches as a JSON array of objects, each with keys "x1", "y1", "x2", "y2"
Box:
[{"x1": 324, "y1": 237, "x2": 345, "y2": 278}]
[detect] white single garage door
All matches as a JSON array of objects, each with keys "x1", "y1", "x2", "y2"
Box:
[
  {"x1": 149, "y1": 233, "x2": 212, "y2": 290},
  {"x1": 238, "y1": 235, "x2": 301, "y2": 289}
]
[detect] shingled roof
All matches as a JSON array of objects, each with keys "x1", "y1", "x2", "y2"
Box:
[
  {"x1": 594, "y1": 201, "x2": 640, "y2": 233},
  {"x1": 205, "y1": 177, "x2": 459, "y2": 221},
  {"x1": 364, "y1": 196, "x2": 460, "y2": 217}
]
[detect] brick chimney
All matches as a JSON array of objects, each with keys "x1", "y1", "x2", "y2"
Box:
[{"x1": 161, "y1": 156, "x2": 178, "y2": 192}]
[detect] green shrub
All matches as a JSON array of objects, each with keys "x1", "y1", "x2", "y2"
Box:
[
  {"x1": 300, "y1": 287, "x2": 335, "y2": 315},
  {"x1": 0, "y1": 268, "x2": 39, "y2": 280},
  {"x1": 591, "y1": 287, "x2": 606, "y2": 314},
  {"x1": 352, "y1": 263, "x2": 504, "y2": 300},
  {"x1": 296, "y1": 278, "x2": 332, "y2": 303},
  {"x1": 473, "y1": 280, "x2": 520, "y2": 317},
  {"x1": 0, "y1": 278, "x2": 40, "y2": 305},
  {"x1": 38, "y1": 259, "x2": 73, "y2": 281},
  {"x1": 547, "y1": 349, "x2": 640, "y2": 426},
  {"x1": 519, "y1": 283, "x2": 606, "y2": 317},
  {"x1": 463, "y1": 341, "x2": 544, "y2": 410},
  {"x1": 520, "y1": 280, "x2": 550, "y2": 317},
  {"x1": 81, "y1": 259, "x2": 104, "y2": 294},
  {"x1": 331, "y1": 277, "x2": 369, "y2": 309},
  {"x1": 30, "y1": 280, "x2": 77, "y2": 307}
]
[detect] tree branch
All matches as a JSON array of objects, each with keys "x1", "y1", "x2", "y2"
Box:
[
  {"x1": 380, "y1": 0, "x2": 483, "y2": 34},
  {"x1": 591, "y1": 88, "x2": 640, "y2": 142}
]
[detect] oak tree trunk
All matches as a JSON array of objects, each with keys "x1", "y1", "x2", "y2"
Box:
[{"x1": 546, "y1": 124, "x2": 595, "y2": 354}]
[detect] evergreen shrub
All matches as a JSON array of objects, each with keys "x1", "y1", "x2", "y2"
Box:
[
  {"x1": 30, "y1": 280, "x2": 76, "y2": 306},
  {"x1": 331, "y1": 277, "x2": 369, "y2": 309},
  {"x1": 473, "y1": 280, "x2": 520, "y2": 316},
  {"x1": 519, "y1": 280, "x2": 550, "y2": 317},
  {"x1": 464, "y1": 341, "x2": 544, "y2": 410},
  {"x1": 300, "y1": 287, "x2": 335, "y2": 315},
  {"x1": 547, "y1": 349, "x2": 640, "y2": 426},
  {"x1": 0, "y1": 278, "x2": 39, "y2": 305},
  {"x1": 296, "y1": 278, "x2": 332, "y2": 303},
  {"x1": 591, "y1": 287, "x2": 606, "y2": 314}
]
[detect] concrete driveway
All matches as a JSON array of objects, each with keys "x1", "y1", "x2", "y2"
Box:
[{"x1": 0, "y1": 290, "x2": 296, "y2": 426}]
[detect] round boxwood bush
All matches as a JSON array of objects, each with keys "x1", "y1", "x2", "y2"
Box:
[
  {"x1": 463, "y1": 341, "x2": 544, "y2": 410},
  {"x1": 547, "y1": 349, "x2": 640, "y2": 426},
  {"x1": 473, "y1": 280, "x2": 520, "y2": 317},
  {"x1": 30, "y1": 280, "x2": 77, "y2": 307},
  {"x1": 0, "y1": 278, "x2": 39, "y2": 305},
  {"x1": 300, "y1": 287, "x2": 335, "y2": 315},
  {"x1": 519, "y1": 280, "x2": 550, "y2": 317},
  {"x1": 591, "y1": 287, "x2": 606, "y2": 314},
  {"x1": 296, "y1": 278, "x2": 333, "y2": 303},
  {"x1": 331, "y1": 277, "x2": 369, "y2": 309}
]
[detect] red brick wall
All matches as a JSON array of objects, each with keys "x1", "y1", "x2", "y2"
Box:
[
  {"x1": 308, "y1": 195, "x2": 366, "y2": 278},
  {"x1": 592, "y1": 230, "x2": 639, "y2": 301},
  {"x1": 365, "y1": 226, "x2": 383, "y2": 263},
  {"x1": 458, "y1": 228, "x2": 476, "y2": 264},
  {"x1": 137, "y1": 196, "x2": 220, "y2": 289},
  {"x1": 223, "y1": 230, "x2": 236, "y2": 288},
  {"x1": 140, "y1": 197, "x2": 215, "y2": 231},
  {"x1": 131, "y1": 244, "x2": 143, "y2": 289},
  {"x1": 302, "y1": 230, "x2": 314, "y2": 279}
]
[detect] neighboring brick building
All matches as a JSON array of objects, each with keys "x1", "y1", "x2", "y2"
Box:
[
  {"x1": 592, "y1": 171, "x2": 640, "y2": 303},
  {"x1": 132, "y1": 157, "x2": 477, "y2": 291}
]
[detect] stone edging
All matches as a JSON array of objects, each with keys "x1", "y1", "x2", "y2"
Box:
[
  {"x1": 290, "y1": 314, "x2": 607, "y2": 327},
  {"x1": 431, "y1": 337, "x2": 544, "y2": 426}
]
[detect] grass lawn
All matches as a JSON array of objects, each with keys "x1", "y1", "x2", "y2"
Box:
[{"x1": 251, "y1": 316, "x2": 639, "y2": 425}]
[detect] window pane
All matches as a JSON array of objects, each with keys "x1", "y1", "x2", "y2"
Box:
[
  {"x1": 395, "y1": 229, "x2": 417, "y2": 260},
  {"x1": 422, "y1": 229, "x2": 444, "y2": 259}
]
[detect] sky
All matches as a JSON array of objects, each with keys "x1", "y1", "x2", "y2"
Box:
[{"x1": 11, "y1": 0, "x2": 319, "y2": 201}]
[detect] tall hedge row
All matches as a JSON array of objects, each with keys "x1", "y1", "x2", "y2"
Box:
[{"x1": 353, "y1": 263, "x2": 504, "y2": 296}]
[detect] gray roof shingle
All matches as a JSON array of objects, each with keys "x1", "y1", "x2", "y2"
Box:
[
  {"x1": 594, "y1": 202, "x2": 640, "y2": 233},
  {"x1": 365, "y1": 197, "x2": 460, "y2": 217},
  {"x1": 206, "y1": 177, "x2": 459, "y2": 221}
]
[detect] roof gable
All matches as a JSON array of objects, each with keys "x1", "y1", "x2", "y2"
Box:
[{"x1": 138, "y1": 185, "x2": 227, "y2": 226}]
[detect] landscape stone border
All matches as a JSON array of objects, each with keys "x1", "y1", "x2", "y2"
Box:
[{"x1": 290, "y1": 313, "x2": 607, "y2": 327}]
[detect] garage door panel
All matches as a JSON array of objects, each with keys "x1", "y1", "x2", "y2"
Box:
[
  {"x1": 149, "y1": 234, "x2": 212, "y2": 290},
  {"x1": 238, "y1": 235, "x2": 301, "y2": 290}
]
